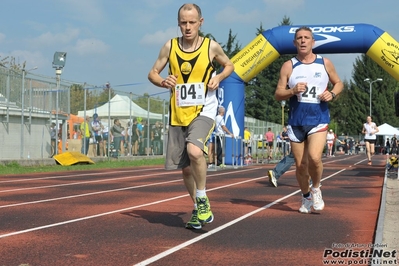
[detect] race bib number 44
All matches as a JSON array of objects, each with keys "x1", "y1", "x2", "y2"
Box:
[{"x1": 175, "y1": 82, "x2": 205, "y2": 107}]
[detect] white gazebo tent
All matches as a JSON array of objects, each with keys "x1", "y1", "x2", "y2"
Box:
[
  {"x1": 375, "y1": 123, "x2": 399, "y2": 137},
  {"x1": 77, "y1": 94, "x2": 165, "y2": 122},
  {"x1": 374, "y1": 123, "x2": 399, "y2": 155}
]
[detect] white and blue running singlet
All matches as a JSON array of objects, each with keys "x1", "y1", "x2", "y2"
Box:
[{"x1": 287, "y1": 55, "x2": 330, "y2": 126}]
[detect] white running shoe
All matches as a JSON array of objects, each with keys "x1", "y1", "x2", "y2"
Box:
[
  {"x1": 299, "y1": 195, "x2": 313, "y2": 214},
  {"x1": 311, "y1": 186, "x2": 325, "y2": 211}
]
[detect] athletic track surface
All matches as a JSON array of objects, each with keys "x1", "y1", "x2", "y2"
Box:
[{"x1": 0, "y1": 154, "x2": 388, "y2": 266}]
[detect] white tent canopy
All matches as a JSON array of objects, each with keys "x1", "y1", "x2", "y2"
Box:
[
  {"x1": 375, "y1": 123, "x2": 399, "y2": 136},
  {"x1": 77, "y1": 94, "x2": 165, "y2": 121}
]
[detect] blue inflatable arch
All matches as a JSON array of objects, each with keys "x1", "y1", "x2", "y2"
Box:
[{"x1": 219, "y1": 23, "x2": 399, "y2": 165}]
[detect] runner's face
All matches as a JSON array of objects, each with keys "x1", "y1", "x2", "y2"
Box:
[
  {"x1": 178, "y1": 9, "x2": 202, "y2": 41},
  {"x1": 294, "y1": 29, "x2": 314, "y2": 53}
]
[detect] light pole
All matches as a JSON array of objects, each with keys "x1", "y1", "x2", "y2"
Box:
[
  {"x1": 281, "y1": 100, "x2": 286, "y2": 126},
  {"x1": 364, "y1": 78, "x2": 383, "y2": 117},
  {"x1": 52, "y1": 52, "x2": 67, "y2": 156},
  {"x1": 106, "y1": 82, "x2": 111, "y2": 158}
]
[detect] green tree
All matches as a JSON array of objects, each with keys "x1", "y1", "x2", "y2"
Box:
[
  {"x1": 70, "y1": 84, "x2": 85, "y2": 115},
  {"x1": 70, "y1": 84, "x2": 115, "y2": 115},
  {"x1": 200, "y1": 29, "x2": 241, "y2": 72},
  {"x1": 222, "y1": 29, "x2": 241, "y2": 59},
  {"x1": 133, "y1": 93, "x2": 167, "y2": 115},
  {"x1": 330, "y1": 54, "x2": 399, "y2": 136}
]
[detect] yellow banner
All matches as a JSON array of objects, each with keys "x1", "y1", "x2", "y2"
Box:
[
  {"x1": 231, "y1": 34, "x2": 280, "y2": 82},
  {"x1": 366, "y1": 32, "x2": 399, "y2": 82}
]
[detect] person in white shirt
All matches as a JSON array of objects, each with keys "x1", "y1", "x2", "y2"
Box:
[
  {"x1": 102, "y1": 123, "x2": 109, "y2": 157},
  {"x1": 326, "y1": 129, "x2": 335, "y2": 157},
  {"x1": 362, "y1": 116, "x2": 379, "y2": 165},
  {"x1": 214, "y1": 106, "x2": 233, "y2": 166}
]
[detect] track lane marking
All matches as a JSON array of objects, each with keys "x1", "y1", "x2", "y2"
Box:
[
  {"x1": 135, "y1": 169, "x2": 347, "y2": 265},
  {"x1": 0, "y1": 167, "x2": 165, "y2": 184},
  {"x1": 0, "y1": 168, "x2": 260, "y2": 209},
  {"x1": 0, "y1": 169, "x2": 264, "y2": 239}
]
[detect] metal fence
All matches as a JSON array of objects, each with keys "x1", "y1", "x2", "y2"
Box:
[
  {"x1": 0, "y1": 67, "x2": 72, "y2": 160},
  {"x1": 0, "y1": 65, "x2": 283, "y2": 160},
  {"x1": 75, "y1": 88, "x2": 169, "y2": 158},
  {"x1": 0, "y1": 67, "x2": 70, "y2": 116},
  {"x1": 0, "y1": 66, "x2": 171, "y2": 160}
]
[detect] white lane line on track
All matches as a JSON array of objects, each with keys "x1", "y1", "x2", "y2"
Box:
[
  {"x1": 0, "y1": 170, "x2": 179, "y2": 193},
  {"x1": 0, "y1": 168, "x2": 260, "y2": 209},
  {"x1": 0, "y1": 179, "x2": 182, "y2": 209},
  {"x1": 0, "y1": 167, "x2": 164, "y2": 183},
  {"x1": 354, "y1": 159, "x2": 369, "y2": 165},
  {"x1": 134, "y1": 192, "x2": 299, "y2": 266},
  {"x1": 134, "y1": 169, "x2": 347, "y2": 266},
  {"x1": 0, "y1": 168, "x2": 263, "y2": 239}
]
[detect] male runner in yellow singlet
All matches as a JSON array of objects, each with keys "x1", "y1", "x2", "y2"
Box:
[{"x1": 148, "y1": 3, "x2": 234, "y2": 229}]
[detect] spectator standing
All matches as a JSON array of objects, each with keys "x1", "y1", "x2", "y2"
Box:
[
  {"x1": 264, "y1": 127, "x2": 274, "y2": 160},
  {"x1": 342, "y1": 135, "x2": 350, "y2": 155},
  {"x1": 214, "y1": 106, "x2": 234, "y2": 166},
  {"x1": 207, "y1": 132, "x2": 216, "y2": 167},
  {"x1": 331, "y1": 131, "x2": 337, "y2": 157},
  {"x1": 102, "y1": 123, "x2": 109, "y2": 157},
  {"x1": 80, "y1": 116, "x2": 91, "y2": 155},
  {"x1": 136, "y1": 117, "x2": 143, "y2": 153},
  {"x1": 281, "y1": 126, "x2": 290, "y2": 156},
  {"x1": 91, "y1": 113, "x2": 103, "y2": 157},
  {"x1": 126, "y1": 121, "x2": 133, "y2": 156},
  {"x1": 130, "y1": 118, "x2": 139, "y2": 156},
  {"x1": 50, "y1": 122, "x2": 57, "y2": 157},
  {"x1": 140, "y1": 120, "x2": 149, "y2": 155},
  {"x1": 276, "y1": 134, "x2": 283, "y2": 156},
  {"x1": 348, "y1": 137, "x2": 354, "y2": 155},
  {"x1": 110, "y1": 118, "x2": 124, "y2": 158},
  {"x1": 151, "y1": 121, "x2": 163, "y2": 155},
  {"x1": 385, "y1": 137, "x2": 391, "y2": 155},
  {"x1": 391, "y1": 134, "x2": 398, "y2": 155},
  {"x1": 244, "y1": 127, "x2": 252, "y2": 157}
]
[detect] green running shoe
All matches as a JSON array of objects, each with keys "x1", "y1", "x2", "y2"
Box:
[
  {"x1": 185, "y1": 209, "x2": 202, "y2": 230},
  {"x1": 196, "y1": 196, "x2": 214, "y2": 223}
]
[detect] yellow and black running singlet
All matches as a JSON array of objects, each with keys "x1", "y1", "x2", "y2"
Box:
[{"x1": 168, "y1": 37, "x2": 215, "y2": 126}]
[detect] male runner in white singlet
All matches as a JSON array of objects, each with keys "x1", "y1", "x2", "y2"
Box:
[{"x1": 274, "y1": 26, "x2": 344, "y2": 214}]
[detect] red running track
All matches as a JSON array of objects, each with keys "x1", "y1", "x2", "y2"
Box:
[{"x1": 0, "y1": 154, "x2": 386, "y2": 266}]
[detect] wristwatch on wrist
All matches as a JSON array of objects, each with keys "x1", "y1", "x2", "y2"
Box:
[{"x1": 330, "y1": 91, "x2": 336, "y2": 100}]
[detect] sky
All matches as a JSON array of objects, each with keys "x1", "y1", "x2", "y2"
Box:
[{"x1": 1, "y1": 0, "x2": 398, "y2": 100}]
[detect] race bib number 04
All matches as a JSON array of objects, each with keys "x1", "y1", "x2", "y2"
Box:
[{"x1": 175, "y1": 82, "x2": 205, "y2": 107}]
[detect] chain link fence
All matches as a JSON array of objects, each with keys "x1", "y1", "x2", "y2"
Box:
[
  {"x1": 0, "y1": 65, "x2": 283, "y2": 161},
  {"x1": 0, "y1": 67, "x2": 71, "y2": 160},
  {"x1": 74, "y1": 88, "x2": 169, "y2": 158}
]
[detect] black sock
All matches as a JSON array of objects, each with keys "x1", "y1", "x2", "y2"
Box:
[{"x1": 303, "y1": 192, "x2": 310, "y2": 198}]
